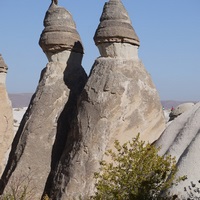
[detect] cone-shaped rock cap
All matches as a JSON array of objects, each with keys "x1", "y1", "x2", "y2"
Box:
[
  {"x1": 39, "y1": 2, "x2": 83, "y2": 54},
  {"x1": 0, "y1": 54, "x2": 8, "y2": 73},
  {"x1": 94, "y1": 0, "x2": 140, "y2": 46}
]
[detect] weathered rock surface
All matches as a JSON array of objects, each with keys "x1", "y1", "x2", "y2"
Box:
[
  {"x1": 39, "y1": 2, "x2": 83, "y2": 54},
  {"x1": 94, "y1": 0, "x2": 139, "y2": 46},
  {"x1": 0, "y1": 3, "x2": 87, "y2": 199},
  {"x1": 48, "y1": 60, "x2": 165, "y2": 200},
  {"x1": 45, "y1": 0, "x2": 165, "y2": 199},
  {"x1": 155, "y1": 102, "x2": 200, "y2": 198},
  {"x1": 169, "y1": 102, "x2": 195, "y2": 121},
  {"x1": 0, "y1": 55, "x2": 13, "y2": 177}
]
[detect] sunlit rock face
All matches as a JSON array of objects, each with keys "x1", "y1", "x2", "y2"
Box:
[
  {"x1": 46, "y1": 0, "x2": 165, "y2": 199},
  {"x1": 0, "y1": 2, "x2": 87, "y2": 199},
  {"x1": 0, "y1": 54, "x2": 13, "y2": 177},
  {"x1": 155, "y1": 102, "x2": 200, "y2": 199}
]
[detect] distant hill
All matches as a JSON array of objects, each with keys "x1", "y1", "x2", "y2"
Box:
[
  {"x1": 8, "y1": 93, "x2": 196, "y2": 109},
  {"x1": 8, "y1": 93, "x2": 33, "y2": 108}
]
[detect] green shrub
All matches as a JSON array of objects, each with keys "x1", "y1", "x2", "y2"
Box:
[{"x1": 91, "y1": 134, "x2": 183, "y2": 200}]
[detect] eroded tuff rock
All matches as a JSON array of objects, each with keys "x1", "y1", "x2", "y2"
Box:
[
  {"x1": 169, "y1": 102, "x2": 195, "y2": 121},
  {"x1": 39, "y1": 2, "x2": 83, "y2": 54},
  {"x1": 155, "y1": 102, "x2": 200, "y2": 198},
  {"x1": 0, "y1": 3, "x2": 87, "y2": 199},
  {"x1": 94, "y1": 0, "x2": 140, "y2": 46},
  {"x1": 45, "y1": 0, "x2": 165, "y2": 199},
  {"x1": 0, "y1": 55, "x2": 13, "y2": 177}
]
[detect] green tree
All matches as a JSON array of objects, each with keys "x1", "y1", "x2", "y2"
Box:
[{"x1": 92, "y1": 134, "x2": 182, "y2": 200}]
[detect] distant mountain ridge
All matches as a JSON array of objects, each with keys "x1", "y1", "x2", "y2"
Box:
[
  {"x1": 8, "y1": 93, "x2": 33, "y2": 108},
  {"x1": 8, "y1": 93, "x2": 196, "y2": 109}
]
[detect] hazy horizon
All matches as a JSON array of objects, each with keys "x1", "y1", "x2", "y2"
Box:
[{"x1": 7, "y1": 92, "x2": 198, "y2": 102}]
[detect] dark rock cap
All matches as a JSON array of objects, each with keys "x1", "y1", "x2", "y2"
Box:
[
  {"x1": 94, "y1": 0, "x2": 140, "y2": 46},
  {"x1": 0, "y1": 54, "x2": 8, "y2": 73},
  {"x1": 39, "y1": 3, "x2": 83, "y2": 54}
]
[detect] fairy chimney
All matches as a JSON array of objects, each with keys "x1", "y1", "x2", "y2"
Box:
[
  {"x1": 0, "y1": 2, "x2": 87, "y2": 198},
  {"x1": 0, "y1": 55, "x2": 13, "y2": 177},
  {"x1": 45, "y1": 0, "x2": 165, "y2": 199}
]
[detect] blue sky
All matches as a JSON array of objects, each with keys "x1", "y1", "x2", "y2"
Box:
[{"x1": 0, "y1": 0, "x2": 200, "y2": 101}]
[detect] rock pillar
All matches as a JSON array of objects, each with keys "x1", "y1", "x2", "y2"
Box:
[
  {"x1": 0, "y1": 2, "x2": 87, "y2": 199},
  {"x1": 0, "y1": 55, "x2": 13, "y2": 177},
  {"x1": 46, "y1": 0, "x2": 165, "y2": 199}
]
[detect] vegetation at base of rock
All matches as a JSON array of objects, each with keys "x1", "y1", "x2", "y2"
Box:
[
  {"x1": 0, "y1": 173, "x2": 35, "y2": 200},
  {"x1": 42, "y1": 194, "x2": 50, "y2": 200},
  {"x1": 0, "y1": 194, "x2": 50, "y2": 200},
  {"x1": 91, "y1": 134, "x2": 184, "y2": 200}
]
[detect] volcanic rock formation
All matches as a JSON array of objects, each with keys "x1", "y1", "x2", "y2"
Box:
[
  {"x1": 169, "y1": 102, "x2": 195, "y2": 121},
  {"x1": 156, "y1": 102, "x2": 200, "y2": 198},
  {"x1": 45, "y1": 0, "x2": 165, "y2": 199},
  {"x1": 0, "y1": 55, "x2": 13, "y2": 177},
  {"x1": 0, "y1": 2, "x2": 87, "y2": 198}
]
